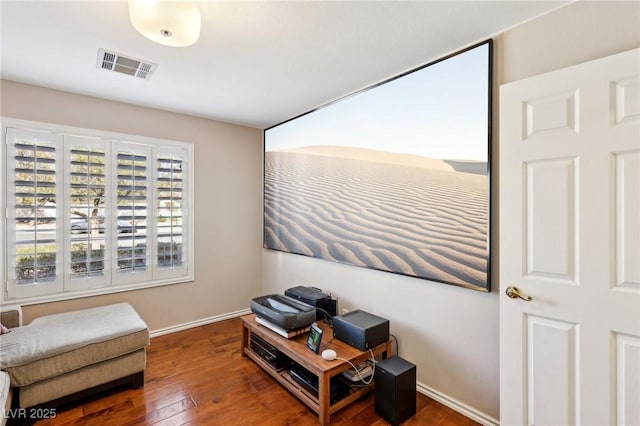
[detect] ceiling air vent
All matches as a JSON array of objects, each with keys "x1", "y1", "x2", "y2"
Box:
[{"x1": 97, "y1": 48, "x2": 158, "y2": 81}]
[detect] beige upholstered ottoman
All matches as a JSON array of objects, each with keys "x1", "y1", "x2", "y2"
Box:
[{"x1": 0, "y1": 303, "x2": 149, "y2": 411}]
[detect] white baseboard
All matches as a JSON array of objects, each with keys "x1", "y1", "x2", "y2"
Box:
[
  {"x1": 149, "y1": 312, "x2": 498, "y2": 426},
  {"x1": 149, "y1": 308, "x2": 251, "y2": 338},
  {"x1": 416, "y1": 382, "x2": 499, "y2": 426}
]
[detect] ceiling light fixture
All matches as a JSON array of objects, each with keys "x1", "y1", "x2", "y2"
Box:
[{"x1": 128, "y1": 0, "x2": 201, "y2": 47}]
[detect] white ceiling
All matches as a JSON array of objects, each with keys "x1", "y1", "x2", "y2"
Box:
[{"x1": 1, "y1": 1, "x2": 570, "y2": 129}]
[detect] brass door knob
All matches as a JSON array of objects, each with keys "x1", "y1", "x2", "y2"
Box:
[{"x1": 506, "y1": 286, "x2": 532, "y2": 301}]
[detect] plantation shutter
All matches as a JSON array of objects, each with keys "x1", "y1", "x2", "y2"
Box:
[
  {"x1": 64, "y1": 135, "x2": 110, "y2": 290},
  {"x1": 113, "y1": 142, "x2": 152, "y2": 284},
  {"x1": 4, "y1": 120, "x2": 193, "y2": 304},
  {"x1": 156, "y1": 147, "x2": 188, "y2": 278},
  {"x1": 6, "y1": 128, "x2": 63, "y2": 298}
]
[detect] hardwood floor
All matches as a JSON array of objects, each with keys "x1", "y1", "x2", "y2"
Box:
[{"x1": 37, "y1": 318, "x2": 480, "y2": 425}]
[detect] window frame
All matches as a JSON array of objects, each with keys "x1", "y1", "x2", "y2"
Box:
[{"x1": 1, "y1": 118, "x2": 195, "y2": 305}]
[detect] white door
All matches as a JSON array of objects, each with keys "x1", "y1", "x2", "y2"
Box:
[{"x1": 500, "y1": 48, "x2": 640, "y2": 426}]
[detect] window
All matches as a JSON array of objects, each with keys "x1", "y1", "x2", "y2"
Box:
[{"x1": 3, "y1": 120, "x2": 193, "y2": 303}]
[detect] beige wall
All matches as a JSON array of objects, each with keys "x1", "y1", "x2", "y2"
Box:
[
  {"x1": 1, "y1": 80, "x2": 264, "y2": 332},
  {"x1": 263, "y1": 1, "x2": 640, "y2": 421}
]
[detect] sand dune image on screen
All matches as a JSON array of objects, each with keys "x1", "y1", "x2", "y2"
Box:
[{"x1": 264, "y1": 146, "x2": 488, "y2": 288}]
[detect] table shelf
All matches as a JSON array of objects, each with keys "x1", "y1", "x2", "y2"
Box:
[{"x1": 241, "y1": 314, "x2": 391, "y2": 425}]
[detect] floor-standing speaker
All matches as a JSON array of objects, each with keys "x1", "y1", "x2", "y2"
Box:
[{"x1": 374, "y1": 355, "x2": 416, "y2": 425}]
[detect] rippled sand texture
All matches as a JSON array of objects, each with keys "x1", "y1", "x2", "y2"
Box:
[{"x1": 264, "y1": 147, "x2": 488, "y2": 289}]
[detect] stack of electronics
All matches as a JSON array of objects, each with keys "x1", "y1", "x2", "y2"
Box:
[
  {"x1": 250, "y1": 294, "x2": 316, "y2": 338},
  {"x1": 248, "y1": 332, "x2": 292, "y2": 371},
  {"x1": 342, "y1": 360, "x2": 374, "y2": 382},
  {"x1": 288, "y1": 364, "x2": 350, "y2": 404},
  {"x1": 284, "y1": 286, "x2": 337, "y2": 322},
  {"x1": 249, "y1": 293, "x2": 316, "y2": 371}
]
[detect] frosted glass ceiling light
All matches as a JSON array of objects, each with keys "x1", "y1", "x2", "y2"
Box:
[{"x1": 129, "y1": 0, "x2": 201, "y2": 47}]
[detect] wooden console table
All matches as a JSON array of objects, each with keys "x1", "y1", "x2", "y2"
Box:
[{"x1": 241, "y1": 313, "x2": 392, "y2": 425}]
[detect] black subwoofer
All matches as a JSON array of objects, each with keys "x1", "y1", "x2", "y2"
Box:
[{"x1": 374, "y1": 356, "x2": 416, "y2": 425}]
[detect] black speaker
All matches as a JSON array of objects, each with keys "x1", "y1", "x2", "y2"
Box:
[{"x1": 374, "y1": 356, "x2": 416, "y2": 425}]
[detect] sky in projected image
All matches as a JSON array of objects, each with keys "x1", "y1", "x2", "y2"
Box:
[{"x1": 267, "y1": 43, "x2": 489, "y2": 162}]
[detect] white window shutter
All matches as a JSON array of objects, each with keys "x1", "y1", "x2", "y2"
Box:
[
  {"x1": 155, "y1": 147, "x2": 189, "y2": 279},
  {"x1": 6, "y1": 127, "x2": 64, "y2": 299},
  {"x1": 64, "y1": 135, "x2": 111, "y2": 291},
  {"x1": 112, "y1": 141, "x2": 153, "y2": 285},
  {"x1": 3, "y1": 119, "x2": 193, "y2": 304}
]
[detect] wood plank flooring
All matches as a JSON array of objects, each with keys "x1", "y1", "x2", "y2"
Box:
[{"x1": 37, "y1": 317, "x2": 480, "y2": 425}]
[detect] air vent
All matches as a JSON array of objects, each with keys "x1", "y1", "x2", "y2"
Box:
[{"x1": 97, "y1": 49, "x2": 158, "y2": 80}]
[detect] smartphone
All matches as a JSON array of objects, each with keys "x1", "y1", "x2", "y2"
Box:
[{"x1": 306, "y1": 322, "x2": 323, "y2": 354}]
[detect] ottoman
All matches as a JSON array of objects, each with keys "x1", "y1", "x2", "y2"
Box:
[{"x1": 0, "y1": 303, "x2": 149, "y2": 410}]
